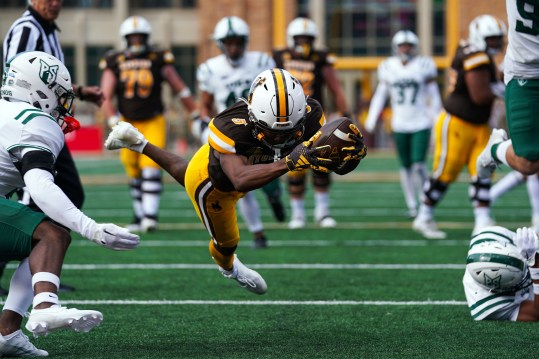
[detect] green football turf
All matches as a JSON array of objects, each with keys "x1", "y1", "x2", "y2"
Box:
[{"x1": 2, "y1": 152, "x2": 538, "y2": 358}]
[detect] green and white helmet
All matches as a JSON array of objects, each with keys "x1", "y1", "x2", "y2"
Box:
[
  {"x1": 2, "y1": 51, "x2": 74, "y2": 122},
  {"x1": 466, "y1": 226, "x2": 528, "y2": 292}
]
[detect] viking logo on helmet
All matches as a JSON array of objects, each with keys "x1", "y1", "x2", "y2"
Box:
[{"x1": 39, "y1": 59, "x2": 58, "y2": 85}]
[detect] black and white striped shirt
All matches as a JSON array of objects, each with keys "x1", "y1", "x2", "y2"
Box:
[{"x1": 3, "y1": 7, "x2": 64, "y2": 67}]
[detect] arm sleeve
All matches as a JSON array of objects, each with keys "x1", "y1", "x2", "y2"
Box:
[
  {"x1": 364, "y1": 81, "x2": 389, "y2": 132},
  {"x1": 23, "y1": 168, "x2": 96, "y2": 239}
]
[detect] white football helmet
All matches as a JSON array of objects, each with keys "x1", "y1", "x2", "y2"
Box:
[
  {"x1": 213, "y1": 16, "x2": 249, "y2": 66},
  {"x1": 119, "y1": 16, "x2": 152, "y2": 53},
  {"x1": 245, "y1": 68, "x2": 307, "y2": 151},
  {"x1": 287, "y1": 17, "x2": 318, "y2": 57},
  {"x1": 468, "y1": 15, "x2": 506, "y2": 54},
  {"x1": 466, "y1": 232, "x2": 528, "y2": 292},
  {"x1": 391, "y1": 30, "x2": 419, "y2": 62},
  {"x1": 2, "y1": 51, "x2": 78, "y2": 133}
]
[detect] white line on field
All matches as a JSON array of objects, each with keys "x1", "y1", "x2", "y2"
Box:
[
  {"x1": 0, "y1": 299, "x2": 467, "y2": 306},
  {"x1": 5, "y1": 263, "x2": 465, "y2": 270}
]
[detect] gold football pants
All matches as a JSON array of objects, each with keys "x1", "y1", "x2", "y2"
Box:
[{"x1": 184, "y1": 144, "x2": 244, "y2": 270}]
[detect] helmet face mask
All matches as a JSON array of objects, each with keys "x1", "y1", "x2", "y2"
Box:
[
  {"x1": 1, "y1": 51, "x2": 78, "y2": 133},
  {"x1": 119, "y1": 16, "x2": 152, "y2": 54},
  {"x1": 287, "y1": 17, "x2": 318, "y2": 58},
  {"x1": 468, "y1": 15, "x2": 506, "y2": 55},
  {"x1": 245, "y1": 69, "x2": 307, "y2": 151},
  {"x1": 213, "y1": 16, "x2": 250, "y2": 67}
]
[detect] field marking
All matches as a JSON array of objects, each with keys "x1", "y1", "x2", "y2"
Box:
[
  {"x1": 68, "y1": 238, "x2": 471, "y2": 247},
  {"x1": 0, "y1": 299, "x2": 467, "y2": 306},
  {"x1": 5, "y1": 263, "x2": 465, "y2": 270}
]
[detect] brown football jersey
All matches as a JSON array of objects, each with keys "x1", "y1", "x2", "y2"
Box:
[
  {"x1": 206, "y1": 98, "x2": 325, "y2": 191},
  {"x1": 99, "y1": 48, "x2": 175, "y2": 120}
]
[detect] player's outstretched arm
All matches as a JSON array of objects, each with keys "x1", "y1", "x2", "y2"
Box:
[{"x1": 105, "y1": 122, "x2": 189, "y2": 186}]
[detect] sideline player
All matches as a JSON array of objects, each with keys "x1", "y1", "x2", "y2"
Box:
[
  {"x1": 273, "y1": 17, "x2": 351, "y2": 229},
  {"x1": 365, "y1": 30, "x2": 441, "y2": 218},
  {"x1": 100, "y1": 16, "x2": 198, "y2": 233},
  {"x1": 195, "y1": 16, "x2": 282, "y2": 249},
  {"x1": 413, "y1": 15, "x2": 506, "y2": 239}
]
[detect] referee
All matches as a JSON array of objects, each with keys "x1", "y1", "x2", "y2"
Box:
[{"x1": 1, "y1": 0, "x2": 104, "y2": 293}]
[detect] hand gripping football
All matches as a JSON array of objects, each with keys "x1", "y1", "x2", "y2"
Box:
[{"x1": 311, "y1": 117, "x2": 363, "y2": 171}]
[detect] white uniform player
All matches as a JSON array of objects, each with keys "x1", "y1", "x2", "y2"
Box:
[
  {"x1": 463, "y1": 226, "x2": 538, "y2": 321},
  {"x1": 194, "y1": 16, "x2": 281, "y2": 249},
  {"x1": 365, "y1": 30, "x2": 441, "y2": 218},
  {"x1": 0, "y1": 51, "x2": 139, "y2": 357},
  {"x1": 503, "y1": 0, "x2": 539, "y2": 82}
]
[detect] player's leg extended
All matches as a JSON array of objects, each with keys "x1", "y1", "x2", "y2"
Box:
[
  {"x1": 313, "y1": 171, "x2": 336, "y2": 228},
  {"x1": 394, "y1": 131, "x2": 417, "y2": 217},
  {"x1": 410, "y1": 129, "x2": 431, "y2": 215},
  {"x1": 135, "y1": 115, "x2": 167, "y2": 232},
  {"x1": 261, "y1": 179, "x2": 285, "y2": 222},
  {"x1": 469, "y1": 123, "x2": 496, "y2": 234},
  {"x1": 184, "y1": 145, "x2": 266, "y2": 294},
  {"x1": 120, "y1": 146, "x2": 143, "y2": 230},
  {"x1": 237, "y1": 192, "x2": 267, "y2": 248},
  {"x1": 414, "y1": 113, "x2": 464, "y2": 239},
  {"x1": 288, "y1": 170, "x2": 307, "y2": 229}
]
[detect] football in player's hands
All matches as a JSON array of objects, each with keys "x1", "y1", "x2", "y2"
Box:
[{"x1": 311, "y1": 117, "x2": 364, "y2": 171}]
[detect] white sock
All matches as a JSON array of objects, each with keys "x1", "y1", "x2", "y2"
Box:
[
  {"x1": 290, "y1": 198, "x2": 305, "y2": 220},
  {"x1": 400, "y1": 168, "x2": 417, "y2": 211},
  {"x1": 495, "y1": 140, "x2": 512, "y2": 166},
  {"x1": 238, "y1": 192, "x2": 263, "y2": 233},
  {"x1": 473, "y1": 206, "x2": 492, "y2": 224},
  {"x1": 314, "y1": 191, "x2": 330, "y2": 220},
  {"x1": 490, "y1": 171, "x2": 525, "y2": 204},
  {"x1": 141, "y1": 168, "x2": 162, "y2": 219},
  {"x1": 527, "y1": 174, "x2": 539, "y2": 218},
  {"x1": 2, "y1": 258, "x2": 33, "y2": 317},
  {"x1": 417, "y1": 203, "x2": 434, "y2": 221}
]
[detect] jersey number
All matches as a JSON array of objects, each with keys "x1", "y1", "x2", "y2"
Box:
[
  {"x1": 394, "y1": 81, "x2": 419, "y2": 105},
  {"x1": 225, "y1": 88, "x2": 249, "y2": 108},
  {"x1": 516, "y1": 0, "x2": 539, "y2": 35},
  {"x1": 120, "y1": 68, "x2": 154, "y2": 99}
]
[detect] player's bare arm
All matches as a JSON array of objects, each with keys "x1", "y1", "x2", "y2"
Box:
[
  {"x1": 218, "y1": 152, "x2": 289, "y2": 193},
  {"x1": 465, "y1": 68, "x2": 496, "y2": 105},
  {"x1": 142, "y1": 142, "x2": 189, "y2": 187}
]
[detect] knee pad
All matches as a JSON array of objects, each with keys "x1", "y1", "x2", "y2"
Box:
[
  {"x1": 469, "y1": 178, "x2": 491, "y2": 206},
  {"x1": 141, "y1": 168, "x2": 163, "y2": 194},
  {"x1": 313, "y1": 172, "x2": 331, "y2": 188},
  {"x1": 423, "y1": 179, "x2": 448, "y2": 205}
]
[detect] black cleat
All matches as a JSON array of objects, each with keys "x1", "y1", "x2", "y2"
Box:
[{"x1": 251, "y1": 235, "x2": 268, "y2": 249}]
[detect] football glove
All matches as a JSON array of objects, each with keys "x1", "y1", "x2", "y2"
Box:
[
  {"x1": 514, "y1": 227, "x2": 539, "y2": 266},
  {"x1": 105, "y1": 122, "x2": 148, "y2": 153},
  {"x1": 89, "y1": 223, "x2": 140, "y2": 251},
  {"x1": 190, "y1": 111, "x2": 211, "y2": 143},
  {"x1": 285, "y1": 132, "x2": 333, "y2": 173},
  {"x1": 334, "y1": 124, "x2": 367, "y2": 175},
  {"x1": 107, "y1": 115, "x2": 120, "y2": 128}
]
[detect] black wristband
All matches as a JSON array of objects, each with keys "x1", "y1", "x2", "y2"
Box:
[{"x1": 77, "y1": 86, "x2": 85, "y2": 100}]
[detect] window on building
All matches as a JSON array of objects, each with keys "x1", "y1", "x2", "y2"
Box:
[
  {"x1": 63, "y1": 46, "x2": 76, "y2": 83},
  {"x1": 86, "y1": 46, "x2": 112, "y2": 86},
  {"x1": 295, "y1": 0, "x2": 446, "y2": 57},
  {"x1": 62, "y1": 0, "x2": 113, "y2": 7},
  {"x1": 129, "y1": 0, "x2": 196, "y2": 8},
  {"x1": 171, "y1": 46, "x2": 197, "y2": 92}
]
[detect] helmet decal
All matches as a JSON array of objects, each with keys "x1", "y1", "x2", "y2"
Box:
[
  {"x1": 39, "y1": 59, "x2": 59, "y2": 85},
  {"x1": 270, "y1": 69, "x2": 289, "y2": 121}
]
